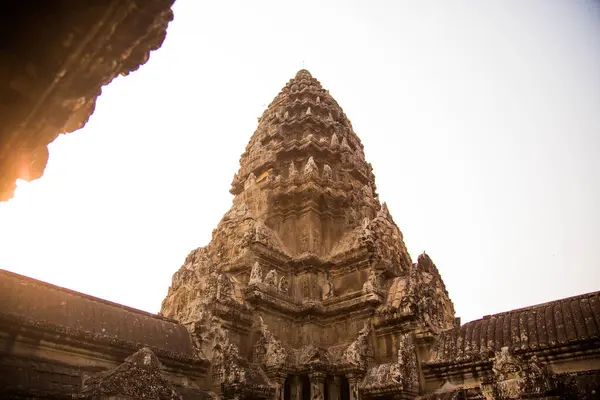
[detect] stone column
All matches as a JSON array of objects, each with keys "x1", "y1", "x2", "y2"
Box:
[
  {"x1": 290, "y1": 375, "x2": 302, "y2": 400},
  {"x1": 309, "y1": 372, "x2": 326, "y2": 400},
  {"x1": 327, "y1": 376, "x2": 341, "y2": 400},
  {"x1": 347, "y1": 374, "x2": 363, "y2": 400},
  {"x1": 273, "y1": 374, "x2": 286, "y2": 400}
]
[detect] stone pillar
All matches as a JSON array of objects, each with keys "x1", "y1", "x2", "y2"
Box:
[
  {"x1": 309, "y1": 372, "x2": 326, "y2": 400},
  {"x1": 273, "y1": 374, "x2": 286, "y2": 400},
  {"x1": 347, "y1": 374, "x2": 362, "y2": 400},
  {"x1": 290, "y1": 375, "x2": 302, "y2": 400},
  {"x1": 327, "y1": 376, "x2": 341, "y2": 400}
]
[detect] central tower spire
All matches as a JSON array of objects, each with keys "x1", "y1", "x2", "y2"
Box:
[
  {"x1": 161, "y1": 70, "x2": 455, "y2": 400},
  {"x1": 229, "y1": 69, "x2": 388, "y2": 259}
]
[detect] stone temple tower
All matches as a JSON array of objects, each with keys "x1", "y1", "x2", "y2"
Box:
[{"x1": 160, "y1": 70, "x2": 456, "y2": 400}]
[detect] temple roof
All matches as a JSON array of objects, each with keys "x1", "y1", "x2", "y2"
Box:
[
  {"x1": 0, "y1": 269, "x2": 198, "y2": 359},
  {"x1": 427, "y1": 289, "x2": 600, "y2": 366}
]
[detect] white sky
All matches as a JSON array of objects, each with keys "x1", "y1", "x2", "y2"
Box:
[{"x1": 1, "y1": 0, "x2": 599, "y2": 324}]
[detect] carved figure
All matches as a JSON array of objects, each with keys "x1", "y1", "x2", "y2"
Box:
[
  {"x1": 278, "y1": 275, "x2": 289, "y2": 294},
  {"x1": 362, "y1": 269, "x2": 379, "y2": 293},
  {"x1": 249, "y1": 261, "x2": 262, "y2": 284},
  {"x1": 264, "y1": 269, "x2": 278, "y2": 287},
  {"x1": 311, "y1": 383, "x2": 324, "y2": 400},
  {"x1": 216, "y1": 274, "x2": 233, "y2": 301},
  {"x1": 323, "y1": 164, "x2": 332, "y2": 181},
  {"x1": 322, "y1": 279, "x2": 334, "y2": 300},
  {"x1": 304, "y1": 156, "x2": 318, "y2": 177}
]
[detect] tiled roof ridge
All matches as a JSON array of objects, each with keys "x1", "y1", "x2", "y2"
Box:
[
  {"x1": 0, "y1": 268, "x2": 178, "y2": 324},
  {"x1": 0, "y1": 311, "x2": 207, "y2": 365},
  {"x1": 464, "y1": 289, "x2": 600, "y2": 326}
]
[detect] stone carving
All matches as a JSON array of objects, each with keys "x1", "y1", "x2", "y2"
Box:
[
  {"x1": 342, "y1": 323, "x2": 371, "y2": 368},
  {"x1": 341, "y1": 136, "x2": 351, "y2": 151},
  {"x1": 379, "y1": 252, "x2": 455, "y2": 333},
  {"x1": 302, "y1": 277, "x2": 310, "y2": 298},
  {"x1": 264, "y1": 269, "x2": 278, "y2": 287},
  {"x1": 297, "y1": 345, "x2": 330, "y2": 366},
  {"x1": 331, "y1": 133, "x2": 339, "y2": 147},
  {"x1": 289, "y1": 161, "x2": 298, "y2": 179},
  {"x1": 304, "y1": 156, "x2": 318, "y2": 178},
  {"x1": 249, "y1": 261, "x2": 263, "y2": 284},
  {"x1": 322, "y1": 278, "x2": 334, "y2": 300},
  {"x1": 362, "y1": 269, "x2": 379, "y2": 294},
  {"x1": 362, "y1": 334, "x2": 418, "y2": 392},
  {"x1": 254, "y1": 317, "x2": 289, "y2": 367},
  {"x1": 323, "y1": 164, "x2": 332, "y2": 181},
  {"x1": 350, "y1": 381, "x2": 360, "y2": 400},
  {"x1": 76, "y1": 347, "x2": 182, "y2": 399},
  {"x1": 481, "y1": 347, "x2": 557, "y2": 400},
  {"x1": 311, "y1": 382, "x2": 324, "y2": 400},
  {"x1": 216, "y1": 273, "x2": 234, "y2": 301},
  {"x1": 278, "y1": 275, "x2": 289, "y2": 294},
  {"x1": 397, "y1": 333, "x2": 419, "y2": 388}
]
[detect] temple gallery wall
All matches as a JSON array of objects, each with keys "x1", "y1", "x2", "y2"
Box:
[{"x1": 1, "y1": 70, "x2": 599, "y2": 399}]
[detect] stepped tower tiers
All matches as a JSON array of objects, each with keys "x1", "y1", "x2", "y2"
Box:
[{"x1": 161, "y1": 70, "x2": 456, "y2": 400}]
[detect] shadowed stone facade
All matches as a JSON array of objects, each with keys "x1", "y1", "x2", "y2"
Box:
[
  {"x1": 0, "y1": 0, "x2": 175, "y2": 201},
  {"x1": 1, "y1": 70, "x2": 599, "y2": 399}
]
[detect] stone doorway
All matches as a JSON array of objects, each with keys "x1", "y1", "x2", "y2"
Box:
[
  {"x1": 300, "y1": 375, "x2": 310, "y2": 400},
  {"x1": 340, "y1": 376, "x2": 350, "y2": 400}
]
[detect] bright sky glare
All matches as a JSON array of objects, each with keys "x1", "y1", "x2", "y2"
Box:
[{"x1": 1, "y1": 0, "x2": 599, "y2": 323}]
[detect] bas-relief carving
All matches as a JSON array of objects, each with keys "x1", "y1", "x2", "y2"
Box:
[
  {"x1": 265, "y1": 269, "x2": 278, "y2": 287},
  {"x1": 278, "y1": 275, "x2": 289, "y2": 294},
  {"x1": 342, "y1": 323, "x2": 371, "y2": 369},
  {"x1": 254, "y1": 317, "x2": 290, "y2": 367},
  {"x1": 362, "y1": 333, "x2": 418, "y2": 392},
  {"x1": 322, "y1": 278, "x2": 334, "y2": 300},
  {"x1": 250, "y1": 261, "x2": 263, "y2": 284},
  {"x1": 481, "y1": 347, "x2": 557, "y2": 400},
  {"x1": 362, "y1": 269, "x2": 380, "y2": 294}
]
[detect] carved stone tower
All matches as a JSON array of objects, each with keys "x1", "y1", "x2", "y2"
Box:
[{"x1": 160, "y1": 70, "x2": 455, "y2": 400}]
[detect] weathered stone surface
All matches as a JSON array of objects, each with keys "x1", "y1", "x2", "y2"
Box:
[
  {"x1": 0, "y1": 0, "x2": 175, "y2": 201},
  {"x1": 480, "y1": 347, "x2": 558, "y2": 399},
  {"x1": 0, "y1": 269, "x2": 196, "y2": 357},
  {"x1": 427, "y1": 290, "x2": 600, "y2": 366},
  {"x1": 159, "y1": 70, "x2": 455, "y2": 399},
  {"x1": 159, "y1": 70, "x2": 600, "y2": 400},
  {"x1": 0, "y1": 269, "x2": 212, "y2": 399},
  {"x1": 76, "y1": 347, "x2": 182, "y2": 399}
]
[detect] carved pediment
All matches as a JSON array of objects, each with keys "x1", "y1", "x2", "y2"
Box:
[
  {"x1": 253, "y1": 317, "x2": 291, "y2": 367},
  {"x1": 341, "y1": 323, "x2": 372, "y2": 369},
  {"x1": 481, "y1": 348, "x2": 557, "y2": 400},
  {"x1": 76, "y1": 348, "x2": 182, "y2": 400},
  {"x1": 296, "y1": 344, "x2": 331, "y2": 366},
  {"x1": 378, "y1": 252, "x2": 455, "y2": 333},
  {"x1": 362, "y1": 333, "x2": 418, "y2": 395}
]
